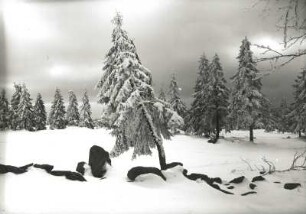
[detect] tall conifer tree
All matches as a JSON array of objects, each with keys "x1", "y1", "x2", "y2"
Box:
[
  {"x1": 168, "y1": 74, "x2": 187, "y2": 118},
  {"x1": 96, "y1": 13, "x2": 183, "y2": 169},
  {"x1": 204, "y1": 54, "x2": 229, "y2": 140},
  {"x1": 79, "y1": 91, "x2": 94, "y2": 129},
  {"x1": 66, "y1": 90, "x2": 80, "y2": 126},
  {"x1": 228, "y1": 37, "x2": 264, "y2": 142},
  {"x1": 33, "y1": 93, "x2": 47, "y2": 131},
  {"x1": 17, "y1": 84, "x2": 34, "y2": 131},
  {"x1": 185, "y1": 54, "x2": 210, "y2": 136},
  {"x1": 48, "y1": 88, "x2": 66, "y2": 129},
  {"x1": 10, "y1": 83, "x2": 22, "y2": 130}
]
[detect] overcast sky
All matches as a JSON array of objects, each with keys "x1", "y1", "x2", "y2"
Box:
[{"x1": 0, "y1": 0, "x2": 305, "y2": 118}]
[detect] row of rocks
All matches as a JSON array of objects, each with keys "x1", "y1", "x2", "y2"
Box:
[
  {"x1": 0, "y1": 145, "x2": 303, "y2": 193},
  {"x1": 0, "y1": 145, "x2": 112, "y2": 182},
  {"x1": 127, "y1": 165, "x2": 302, "y2": 195}
]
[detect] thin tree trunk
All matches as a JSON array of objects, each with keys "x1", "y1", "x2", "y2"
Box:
[
  {"x1": 155, "y1": 143, "x2": 167, "y2": 170},
  {"x1": 249, "y1": 125, "x2": 254, "y2": 142},
  {"x1": 141, "y1": 103, "x2": 167, "y2": 170},
  {"x1": 216, "y1": 111, "x2": 220, "y2": 140},
  {"x1": 298, "y1": 130, "x2": 301, "y2": 138}
]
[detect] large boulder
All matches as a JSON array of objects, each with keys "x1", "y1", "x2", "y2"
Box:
[{"x1": 88, "y1": 145, "x2": 111, "y2": 178}]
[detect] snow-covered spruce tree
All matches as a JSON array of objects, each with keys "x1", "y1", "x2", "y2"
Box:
[
  {"x1": 79, "y1": 91, "x2": 94, "y2": 129},
  {"x1": 289, "y1": 69, "x2": 306, "y2": 137},
  {"x1": 204, "y1": 54, "x2": 229, "y2": 140},
  {"x1": 0, "y1": 89, "x2": 9, "y2": 130},
  {"x1": 16, "y1": 84, "x2": 34, "y2": 131},
  {"x1": 168, "y1": 74, "x2": 187, "y2": 118},
  {"x1": 33, "y1": 93, "x2": 47, "y2": 131},
  {"x1": 158, "y1": 88, "x2": 167, "y2": 102},
  {"x1": 10, "y1": 83, "x2": 22, "y2": 130},
  {"x1": 185, "y1": 54, "x2": 210, "y2": 136},
  {"x1": 66, "y1": 90, "x2": 80, "y2": 126},
  {"x1": 228, "y1": 37, "x2": 264, "y2": 142},
  {"x1": 96, "y1": 13, "x2": 183, "y2": 169},
  {"x1": 48, "y1": 88, "x2": 66, "y2": 129}
]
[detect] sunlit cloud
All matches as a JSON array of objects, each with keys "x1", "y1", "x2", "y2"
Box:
[
  {"x1": 108, "y1": 0, "x2": 166, "y2": 16},
  {"x1": 48, "y1": 65, "x2": 72, "y2": 78},
  {"x1": 3, "y1": 0, "x2": 55, "y2": 42}
]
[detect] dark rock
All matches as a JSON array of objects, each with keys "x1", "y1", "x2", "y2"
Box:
[
  {"x1": 89, "y1": 145, "x2": 111, "y2": 178},
  {"x1": 252, "y1": 175, "x2": 265, "y2": 182},
  {"x1": 182, "y1": 169, "x2": 221, "y2": 184},
  {"x1": 182, "y1": 169, "x2": 210, "y2": 182},
  {"x1": 204, "y1": 134, "x2": 210, "y2": 138},
  {"x1": 249, "y1": 183, "x2": 257, "y2": 190},
  {"x1": 76, "y1": 162, "x2": 86, "y2": 175},
  {"x1": 229, "y1": 176, "x2": 245, "y2": 184},
  {"x1": 227, "y1": 186, "x2": 234, "y2": 189},
  {"x1": 212, "y1": 177, "x2": 222, "y2": 184},
  {"x1": 34, "y1": 164, "x2": 54, "y2": 173},
  {"x1": 182, "y1": 169, "x2": 232, "y2": 194},
  {"x1": 164, "y1": 162, "x2": 183, "y2": 170},
  {"x1": 50, "y1": 170, "x2": 71, "y2": 176},
  {"x1": 0, "y1": 163, "x2": 32, "y2": 174},
  {"x1": 19, "y1": 163, "x2": 33, "y2": 171},
  {"x1": 284, "y1": 183, "x2": 301, "y2": 190},
  {"x1": 65, "y1": 172, "x2": 86, "y2": 182},
  {"x1": 208, "y1": 137, "x2": 217, "y2": 144},
  {"x1": 127, "y1": 166, "x2": 166, "y2": 181},
  {"x1": 209, "y1": 183, "x2": 234, "y2": 195},
  {"x1": 50, "y1": 170, "x2": 86, "y2": 182},
  {"x1": 241, "y1": 191, "x2": 257, "y2": 196},
  {"x1": 274, "y1": 181, "x2": 281, "y2": 184}
]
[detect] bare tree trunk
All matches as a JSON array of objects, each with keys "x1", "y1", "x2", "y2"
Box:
[
  {"x1": 249, "y1": 125, "x2": 254, "y2": 142},
  {"x1": 298, "y1": 130, "x2": 302, "y2": 138},
  {"x1": 216, "y1": 111, "x2": 220, "y2": 140},
  {"x1": 141, "y1": 103, "x2": 167, "y2": 170},
  {"x1": 155, "y1": 143, "x2": 167, "y2": 170}
]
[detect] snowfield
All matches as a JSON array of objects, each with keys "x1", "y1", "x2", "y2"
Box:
[{"x1": 0, "y1": 128, "x2": 305, "y2": 214}]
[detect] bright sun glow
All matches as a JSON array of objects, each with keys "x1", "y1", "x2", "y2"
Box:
[
  {"x1": 49, "y1": 65, "x2": 71, "y2": 78},
  {"x1": 3, "y1": 0, "x2": 52, "y2": 41},
  {"x1": 108, "y1": 0, "x2": 164, "y2": 17},
  {"x1": 254, "y1": 36, "x2": 283, "y2": 51}
]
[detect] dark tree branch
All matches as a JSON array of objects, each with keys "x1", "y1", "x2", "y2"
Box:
[
  {"x1": 253, "y1": 44, "x2": 306, "y2": 67},
  {"x1": 252, "y1": 0, "x2": 306, "y2": 68}
]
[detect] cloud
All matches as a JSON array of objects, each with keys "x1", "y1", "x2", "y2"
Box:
[{"x1": 1, "y1": 0, "x2": 303, "y2": 114}]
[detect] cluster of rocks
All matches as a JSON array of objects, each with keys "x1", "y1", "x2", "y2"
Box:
[{"x1": 0, "y1": 145, "x2": 112, "y2": 182}]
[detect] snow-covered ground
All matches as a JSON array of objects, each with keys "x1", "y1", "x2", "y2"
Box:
[{"x1": 0, "y1": 128, "x2": 305, "y2": 214}]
